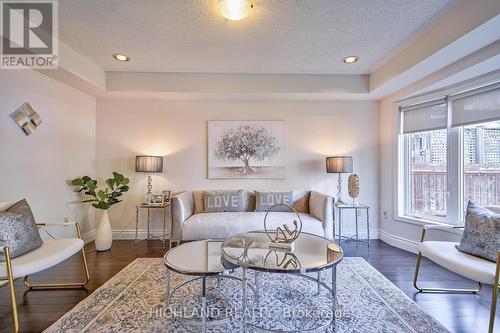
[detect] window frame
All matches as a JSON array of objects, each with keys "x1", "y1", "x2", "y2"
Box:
[
  {"x1": 396, "y1": 74, "x2": 500, "y2": 226},
  {"x1": 401, "y1": 128, "x2": 451, "y2": 224}
]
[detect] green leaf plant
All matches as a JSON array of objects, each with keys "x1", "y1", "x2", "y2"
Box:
[{"x1": 71, "y1": 172, "x2": 129, "y2": 210}]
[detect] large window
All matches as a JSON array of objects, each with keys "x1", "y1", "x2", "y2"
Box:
[
  {"x1": 463, "y1": 120, "x2": 500, "y2": 207},
  {"x1": 399, "y1": 82, "x2": 500, "y2": 224},
  {"x1": 409, "y1": 129, "x2": 447, "y2": 219}
]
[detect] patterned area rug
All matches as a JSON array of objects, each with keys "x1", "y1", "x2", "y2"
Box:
[{"x1": 44, "y1": 257, "x2": 449, "y2": 333}]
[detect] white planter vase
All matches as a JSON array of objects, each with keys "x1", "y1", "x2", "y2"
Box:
[{"x1": 95, "y1": 210, "x2": 112, "y2": 251}]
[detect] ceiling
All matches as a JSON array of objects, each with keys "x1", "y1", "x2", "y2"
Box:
[{"x1": 58, "y1": 0, "x2": 455, "y2": 74}]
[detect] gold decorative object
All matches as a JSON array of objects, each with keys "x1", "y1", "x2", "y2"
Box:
[
  {"x1": 263, "y1": 204, "x2": 302, "y2": 251},
  {"x1": 348, "y1": 174, "x2": 360, "y2": 203},
  {"x1": 264, "y1": 250, "x2": 301, "y2": 269}
]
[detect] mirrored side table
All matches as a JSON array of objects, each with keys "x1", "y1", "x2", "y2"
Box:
[
  {"x1": 335, "y1": 203, "x2": 370, "y2": 246},
  {"x1": 135, "y1": 202, "x2": 170, "y2": 250}
]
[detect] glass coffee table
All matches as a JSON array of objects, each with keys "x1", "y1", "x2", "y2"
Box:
[
  {"x1": 221, "y1": 231, "x2": 343, "y2": 332},
  {"x1": 163, "y1": 240, "x2": 254, "y2": 333}
]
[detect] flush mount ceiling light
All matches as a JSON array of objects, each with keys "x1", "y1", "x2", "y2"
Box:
[
  {"x1": 219, "y1": 0, "x2": 253, "y2": 21},
  {"x1": 343, "y1": 56, "x2": 359, "y2": 64},
  {"x1": 113, "y1": 53, "x2": 130, "y2": 62}
]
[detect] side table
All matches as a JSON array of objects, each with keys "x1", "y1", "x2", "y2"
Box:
[
  {"x1": 135, "y1": 203, "x2": 170, "y2": 250},
  {"x1": 335, "y1": 203, "x2": 370, "y2": 246}
]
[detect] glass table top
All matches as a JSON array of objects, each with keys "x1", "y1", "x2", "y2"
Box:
[
  {"x1": 163, "y1": 240, "x2": 236, "y2": 276},
  {"x1": 221, "y1": 231, "x2": 343, "y2": 274}
]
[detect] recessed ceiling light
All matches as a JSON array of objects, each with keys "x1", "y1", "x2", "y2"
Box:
[
  {"x1": 113, "y1": 53, "x2": 129, "y2": 62},
  {"x1": 343, "y1": 56, "x2": 359, "y2": 64},
  {"x1": 219, "y1": 0, "x2": 253, "y2": 21}
]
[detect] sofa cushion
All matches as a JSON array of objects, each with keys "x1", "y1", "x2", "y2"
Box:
[
  {"x1": 0, "y1": 199, "x2": 43, "y2": 261},
  {"x1": 182, "y1": 212, "x2": 324, "y2": 240},
  {"x1": 292, "y1": 191, "x2": 310, "y2": 213},
  {"x1": 193, "y1": 191, "x2": 205, "y2": 214},
  {"x1": 421, "y1": 241, "x2": 496, "y2": 285},
  {"x1": 204, "y1": 190, "x2": 243, "y2": 212},
  {"x1": 192, "y1": 191, "x2": 308, "y2": 213},
  {"x1": 456, "y1": 201, "x2": 500, "y2": 262},
  {"x1": 255, "y1": 191, "x2": 293, "y2": 212}
]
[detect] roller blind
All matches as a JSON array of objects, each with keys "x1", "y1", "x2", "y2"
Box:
[
  {"x1": 400, "y1": 98, "x2": 447, "y2": 134},
  {"x1": 450, "y1": 83, "x2": 500, "y2": 127}
]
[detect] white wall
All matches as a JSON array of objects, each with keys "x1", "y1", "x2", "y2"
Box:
[
  {"x1": 0, "y1": 70, "x2": 96, "y2": 237},
  {"x1": 96, "y1": 99, "x2": 380, "y2": 237}
]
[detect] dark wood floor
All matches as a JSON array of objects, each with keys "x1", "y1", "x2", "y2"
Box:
[{"x1": 0, "y1": 239, "x2": 496, "y2": 333}]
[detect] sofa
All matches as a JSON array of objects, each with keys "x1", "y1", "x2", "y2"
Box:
[{"x1": 171, "y1": 190, "x2": 334, "y2": 241}]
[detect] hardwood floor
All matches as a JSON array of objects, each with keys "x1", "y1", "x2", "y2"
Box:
[{"x1": 0, "y1": 239, "x2": 496, "y2": 333}]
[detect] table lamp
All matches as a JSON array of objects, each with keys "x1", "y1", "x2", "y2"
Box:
[
  {"x1": 135, "y1": 155, "x2": 163, "y2": 196},
  {"x1": 326, "y1": 155, "x2": 353, "y2": 204}
]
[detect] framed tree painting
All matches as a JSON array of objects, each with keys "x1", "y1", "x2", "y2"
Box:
[{"x1": 208, "y1": 121, "x2": 286, "y2": 179}]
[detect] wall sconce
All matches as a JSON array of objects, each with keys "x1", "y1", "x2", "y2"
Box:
[{"x1": 9, "y1": 102, "x2": 42, "y2": 136}]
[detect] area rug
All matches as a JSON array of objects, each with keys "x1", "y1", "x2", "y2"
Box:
[{"x1": 44, "y1": 257, "x2": 449, "y2": 333}]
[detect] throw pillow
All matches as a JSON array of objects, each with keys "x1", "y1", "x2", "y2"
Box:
[
  {"x1": 255, "y1": 191, "x2": 293, "y2": 212},
  {"x1": 0, "y1": 199, "x2": 43, "y2": 261},
  {"x1": 193, "y1": 191, "x2": 205, "y2": 214},
  {"x1": 456, "y1": 201, "x2": 500, "y2": 262},
  {"x1": 204, "y1": 190, "x2": 243, "y2": 212}
]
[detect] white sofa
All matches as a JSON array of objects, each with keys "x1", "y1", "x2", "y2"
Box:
[{"x1": 171, "y1": 191, "x2": 334, "y2": 241}]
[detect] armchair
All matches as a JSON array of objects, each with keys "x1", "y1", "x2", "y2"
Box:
[
  {"x1": 0, "y1": 222, "x2": 90, "y2": 333},
  {"x1": 413, "y1": 223, "x2": 499, "y2": 333}
]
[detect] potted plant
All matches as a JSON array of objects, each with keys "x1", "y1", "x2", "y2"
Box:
[{"x1": 71, "y1": 172, "x2": 129, "y2": 251}]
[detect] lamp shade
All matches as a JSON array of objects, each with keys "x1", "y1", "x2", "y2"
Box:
[
  {"x1": 326, "y1": 156, "x2": 353, "y2": 173},
  {"x1": 135, "y1": 155, "x2": 163, "y2": 173}
]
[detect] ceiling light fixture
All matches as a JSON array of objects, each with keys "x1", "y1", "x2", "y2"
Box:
[
  {"x1": 343, "y1": 56, "x2": 359, "y2": 64},
  {"x1": 113, "y1": 53, "x2": 130, "y2": 62},
  {"x1": 219, "y1": 0, "x2": 253, "y2": 21}
]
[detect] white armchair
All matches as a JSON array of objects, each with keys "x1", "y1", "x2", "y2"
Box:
[
  {"x1": 0, "y1": 222, "x2": 90, "y2": 333},
  {"x1": 413, "y1": 212, "x2": 500, "y2": 333}
]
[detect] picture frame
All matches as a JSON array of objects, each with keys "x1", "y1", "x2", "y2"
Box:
[
  {"x1": 208, "y1": 120, "x2": 286, "y2": 179},
  {"x1": 148, "y1": 193, "x2": 165, "y2": 205}
]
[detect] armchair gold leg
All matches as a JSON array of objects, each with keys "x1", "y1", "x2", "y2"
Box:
[
  {"x1": 413, "y1": 251, "x2": 482, "y2": 293},
  {"x1": 23, "y1": 223, "x2": 90, "y2": 289},
  {"x1": 489, "y1": 253, "x2": 500, "y2": 333},
  {"x1": 4, "y1": 247, "x2": 20, "y2": 333}
]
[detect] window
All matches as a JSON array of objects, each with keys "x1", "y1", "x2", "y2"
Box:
[
  {"x1": 463, "y1": 120, "x2": 500, "y2": 207},
  {"x1": 399, "y1": 81, "x2": 500, "y2": 224},
  {"x1": 408, "y1": 129, "x2": 447, "y2": 219}
]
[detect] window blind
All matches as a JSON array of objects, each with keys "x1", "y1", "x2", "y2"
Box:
[
  {"x1": 450, "y1": 83, "x2": 500, "y2": 127},
  {"x1": 400, "y1": 98, "x2": 447, "y2": 134}
]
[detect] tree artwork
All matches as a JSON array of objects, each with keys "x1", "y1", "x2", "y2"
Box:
[{"x1": 215, "y1": 125, "x2": 280, "y2": 175}]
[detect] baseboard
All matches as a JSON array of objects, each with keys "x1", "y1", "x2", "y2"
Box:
[
  {"x1": 82, "y1": 230, "x2": 95, "y2": 244},
  {"x1": 335, "y1": 228, "x2": 379, "y2": 240},
  {"x1": 378, "y1": 230, "x2": 419, "y2": 254},
  {"x1": 113, "y1": 229, "x2": 170, "y2": 240}
]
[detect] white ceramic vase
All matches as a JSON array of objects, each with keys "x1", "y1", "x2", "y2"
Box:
[{"x1": 95, "y1": 210, "x2": 112, "y2": 251}]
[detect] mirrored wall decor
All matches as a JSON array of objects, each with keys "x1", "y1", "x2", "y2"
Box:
[{"x1": 9, "y1": 102, "x2": 42, "y2": 136}]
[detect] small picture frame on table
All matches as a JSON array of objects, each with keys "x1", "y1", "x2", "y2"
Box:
[{"x1": 148, "y1": 194, "x2": 165, "y2": 205}]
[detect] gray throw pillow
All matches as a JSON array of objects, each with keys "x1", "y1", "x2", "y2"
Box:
[
  {"x1": 255, "y1": 191, "x2": 293, "y2": 212},
  {"x1": 0, "y1": 199, "x2": 43, "y2": 261},
  {"x1": 456, "y1": 201, "x2": 500, "y2": 262},
  {"x1": 204, "y1": 190, "x2": 243, "y2": 212}
]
